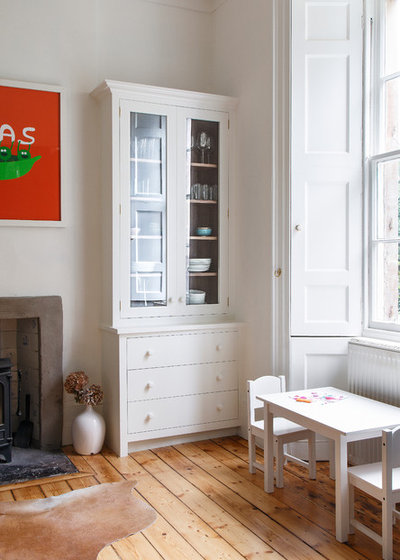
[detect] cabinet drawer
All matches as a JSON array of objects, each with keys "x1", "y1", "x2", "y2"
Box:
[
  {"x1": 128, "y1": 390, "x2": 238, "y2": 434},
  {"x1": 128, "y1": 362, "x2": 237, "y2": 402},
  {"x1": 127, "y1": 330, "x2": 239, "y2": 370}
]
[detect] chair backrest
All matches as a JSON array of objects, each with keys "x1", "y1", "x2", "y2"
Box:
[
  {"x1": 382, "y1": 425, "x2": 400, "y2": 494},
  {"x1": 247, "y1": 375, "x2": 286, "y2": 427}
]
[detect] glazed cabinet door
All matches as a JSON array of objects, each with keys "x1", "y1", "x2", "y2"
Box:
[
  {"x1": 176, "y1": 108, "x2": 230, "y2": 315},
  {"x1": 119, "y1": 100, "x2": 178, "y2": 317},
  {"x1": 118, "y1": 99, "x2": 230, "y2": 319}
]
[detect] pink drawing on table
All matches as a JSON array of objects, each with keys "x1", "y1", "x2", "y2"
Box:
[{"x1": 292, "y1": 391, "x2": 346, "y2": 404}]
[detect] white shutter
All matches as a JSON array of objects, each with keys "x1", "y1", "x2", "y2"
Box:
[{"x1": 291, "y1": 0, "x2": 363, "y2": 336}]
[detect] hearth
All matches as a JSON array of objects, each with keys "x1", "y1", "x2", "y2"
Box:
[
  {"x1": 0, "y1": 447, "x2": 77, "y2": 486},
  {"x1": 0, "y1": 358, "x2": 12, "y2": 462}
]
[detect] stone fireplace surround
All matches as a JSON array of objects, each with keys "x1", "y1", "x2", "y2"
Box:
[{"x1": 0, "y1": 297, "x2": 63, "y2": 451}]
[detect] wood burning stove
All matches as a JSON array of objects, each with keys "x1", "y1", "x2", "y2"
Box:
[{"x1": 0, "y1": 358, "x2": 12, "y2": 463}]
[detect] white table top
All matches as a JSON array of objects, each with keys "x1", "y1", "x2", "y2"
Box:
[{"x1": 257, "y1": 387, "x2": 400, "y2": 438}]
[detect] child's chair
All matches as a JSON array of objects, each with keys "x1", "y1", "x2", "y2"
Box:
[
  {"x1": 348, "y1": 425, "x2": 400, "y2": 560},
  {"x1": 247, "y1": 375, "x2": 316, "y2": 487}
]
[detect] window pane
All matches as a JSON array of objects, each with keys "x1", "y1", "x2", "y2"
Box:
[
  {"x1": 384, "y1": 77, "x2": 400, "y2": 152},
  {"x1": 130, "y1": 274, "x2": 165, "y2": 308},
  {"x1": 131, "y1": 161, "x2": 163, "y2": 196},
  {"x1": 376, "y1": 158, "x2": 400, "y2": 239},
  {"x1": 372, "y1": 241, "x2": 400, "y2": 324},
  {"x1": 129, "y1": 112, "x2": 167, "y2": 307},
  {"x1": 385, "y1": 0, "x2": 400, "y2": 76},
  {"x1": 186, "y1": 118, "x2": 220, "y2": 306}
]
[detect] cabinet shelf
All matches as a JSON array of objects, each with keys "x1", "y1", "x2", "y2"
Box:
[
  {"x1": 189, "y1": 200, "x2": 218, "y2": 205},
  {"x1": 130, "y1": 158, "x2": 162, "y2": 164},
  {"x1": 130, "y1": 235, "x2": 162, "y2": 240},
  {"x1": 189, "y1": 236, "x2": 217, "y2": 241},
  {"x1": 189, "y1": 272, "x2": 217, "y2": 277},
  {"x1": 191, "y1": 163, "x2": 217, "y2": 169}
]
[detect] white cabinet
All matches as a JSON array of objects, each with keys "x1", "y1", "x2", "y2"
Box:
[
  {"x1": 92, "y1": 80, "x2": 237, "y2": 327},
  {"x1": 93, "y1": 81, "x2": 241, "y2": 456},
  {"x1": 102, "y1": 324, "x2": 242, "y2": 457},
  {"x1": 126, "y1": 328, "x2": 240, "y2": 440}
]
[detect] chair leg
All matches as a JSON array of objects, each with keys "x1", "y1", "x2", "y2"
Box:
[
  {"x1": 275, "y1": 438, "x2": 284, "y2": 488},
  {"x1": 308, "y1": 432, "x2": 316, "y2": 480},
  {"x1": 348, "y1": 484, "x2": 355, "y2": 535},
  {"x1": 248, "y1": 432, "x2": 257, "y2": 474},
  {"x1": 382, "y1": 497, "x2": 393, "y2": 560}
]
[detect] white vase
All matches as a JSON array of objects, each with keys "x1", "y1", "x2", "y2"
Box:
[{"x1": 72, "y1": 405, "x2": 105, "y2": 455}]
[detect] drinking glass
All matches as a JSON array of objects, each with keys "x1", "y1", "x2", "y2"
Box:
[{"x1": 197, "y1": 132, "x2": 209, "y2": 163}]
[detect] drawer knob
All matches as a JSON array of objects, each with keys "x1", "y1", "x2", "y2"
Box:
[
  {"x1": 216, "y1": 374, "x2": 223, "y2": 382},
  {"x1": 145, "y1": 381, "x2": 154, "y2": 390},
  {"x1": 145, "y1": 350, "x2": 153, "y2": 358},
  {"x1": 145, "y1": 412, "x2": 154, "y2": 422},
  {"x1": 217, "y1": 404, "x2": 223, "y2": 412},
  {"x1": 216, "y1": 345, "x2": 222, "y2": 351},
  {"x1": 178, "y1": 296, "x2": 184, "y2": 303}
]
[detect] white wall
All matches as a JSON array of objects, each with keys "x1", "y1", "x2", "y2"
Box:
[
  {"x1": 212, "y1": 2, "x2": 275, "y2": 367},
  {"x1": 0, "y1": 0, "x2": 275, "y2": 443},
  {"x1": 210, "y1": 0, "x2": 275, "y2": 434},
  {"x1": 0, "y1": 0, "x2": 214, "y2": 442}
]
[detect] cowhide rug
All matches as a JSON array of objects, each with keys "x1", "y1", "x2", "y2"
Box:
[{"x1": 0, "y1": 480, "x2": 157, "y2": 559}]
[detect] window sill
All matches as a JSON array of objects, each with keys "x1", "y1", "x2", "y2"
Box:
[{"x1": 356, "y1": 329, "x2": 400, "y2": 349}]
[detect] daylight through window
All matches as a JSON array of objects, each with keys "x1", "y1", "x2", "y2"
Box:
[{"x1": 368, "y1": 0, "x2": 400, "y2": 330}]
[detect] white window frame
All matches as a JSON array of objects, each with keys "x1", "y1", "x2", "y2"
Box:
[{"x1": 364, "y1": 0, "x2": 400, "y2": 337}]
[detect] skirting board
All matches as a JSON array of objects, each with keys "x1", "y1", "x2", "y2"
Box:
[{"x1": 127, "y1": 427, "x2": 238, "y2": 453}]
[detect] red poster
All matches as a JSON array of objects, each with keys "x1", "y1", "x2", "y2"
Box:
[{"x1": 0, "y1": 84, "x2": 61, "y2": 221}]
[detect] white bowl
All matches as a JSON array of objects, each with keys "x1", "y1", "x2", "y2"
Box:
[
  {"x1": 189, "y1": 289, "x2": 206, "y2": 304},
  {"x1": 189, "y1": 258, "x2": 211, "y2": 264},
  {"x1": 188, "y1": 258, "x2": 211, "y2": 272}
]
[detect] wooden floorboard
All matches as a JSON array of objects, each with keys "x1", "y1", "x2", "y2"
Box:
[{"x1": 0, "y1": 436, "x2": 398, "y2": 559}]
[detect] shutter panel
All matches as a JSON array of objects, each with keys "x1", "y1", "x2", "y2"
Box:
[{"x1": 291, "y1": 0, "x2": 363, "y2": 336}]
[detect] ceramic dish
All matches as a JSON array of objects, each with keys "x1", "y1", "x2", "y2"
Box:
[
  {"x1": 189, "y1": 289, "x2": 206, "y2": 304},
  {"x1": 196, "y1": 227, "x2": 212, "y2": 236},
  {"x1": 188, "y1": 258, "x2": 211, "y2": 272}
]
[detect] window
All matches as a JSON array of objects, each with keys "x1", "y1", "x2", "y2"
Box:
[{"x1": 367, "y1": 0, "x2": 400, "y2": 331}]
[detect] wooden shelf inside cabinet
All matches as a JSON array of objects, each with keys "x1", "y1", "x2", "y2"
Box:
[
  {"x1": 131, "y1": 158, "x2": 162, "y2": 164},
  {"x1": 190, "y1": 236, "x2": 217, "y2": 241},
  {"x1": 189, "y1": 200, "x2": 218, "y2": 205},
  {"x1": 130, "y1": 235, "x2": 162, "y2": 240},
  {"x1": 189, "y1": 272, "x2": 217, "y2": 277},
  {"x1": 191, "y1": 163, "x2": 218, "y2": 169}
]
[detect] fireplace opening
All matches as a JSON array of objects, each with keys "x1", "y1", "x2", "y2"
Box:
[
  {"x1": 0, "y1": 317, "x2": 41, "y2": 459},
  {"x1": 0, "y1": 297, "x2": 77, "y2": 484},
  {"x1": 0, "y1": 297, "x2": 63, "y2": 451},
  {"x1": 0, "y1": 358, "x2": 12, "y2": 463}
]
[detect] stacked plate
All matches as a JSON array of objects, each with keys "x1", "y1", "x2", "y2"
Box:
[{"x1": 188, "y1": 258, "x2": 211, "y2": 272}]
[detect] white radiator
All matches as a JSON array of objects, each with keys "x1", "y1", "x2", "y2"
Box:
[{"x1": 348, "y1": 338, "x2": 400, "y2": 464}]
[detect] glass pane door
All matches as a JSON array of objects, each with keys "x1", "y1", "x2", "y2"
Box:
[
  {"x1": 186, "y1": 119, "x2": 219, "y2": 306},
  {"x1": 130, "y1": 112, "x2": 167, "y2": 307}
]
